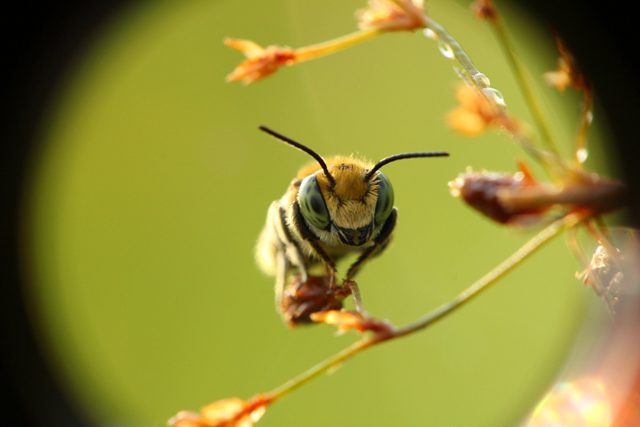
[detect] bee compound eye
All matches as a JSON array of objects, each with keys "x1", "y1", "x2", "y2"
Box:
[
  {"x1": 374, "y1": 172, "x2": 395, "y2": 226},
  {"x1": 298, "y1": 175, "x2": 330, "y2": 229}
]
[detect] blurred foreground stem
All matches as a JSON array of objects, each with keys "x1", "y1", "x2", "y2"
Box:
[{"x1": 486, "y1": 6, "x2": 562, "y2": 161}]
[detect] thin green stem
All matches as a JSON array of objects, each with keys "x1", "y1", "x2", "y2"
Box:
[
  {"x1": 393, "y1": 211, "x2": 584, "y2": 337},
  {"x1": 423, "y1": 16, "x2": 484, "y2": 88},
  {"x1": 488, "y1": 12, "x2": 563, "y2": 162},
  {"x1": 295, "y1": 29, "x2": 382, "y2": 62},
  {"x1": 265, "y1": 337, "x2": 379, "y2": 402},
  {"x1": 503, "y1": 119, "x2": 567, "y2": 176},
  {"x1": 262, "y1": 212, "x2": 586, "y2": 404},
  {"x1": 565, "y1": 225, "x2": 589, "y2": 270}
]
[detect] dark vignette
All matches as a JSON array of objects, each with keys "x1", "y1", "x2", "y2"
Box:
[
  {"x1": 2, "y1": 1, "x2": 638, "y2": 425},
  {"x1": 3, "y1": 3, "x2": 132, "y2": 425}
]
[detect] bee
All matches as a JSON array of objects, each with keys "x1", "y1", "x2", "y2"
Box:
[{"x1": 255, "y1": 126, "x2": 449, "y2": 310}]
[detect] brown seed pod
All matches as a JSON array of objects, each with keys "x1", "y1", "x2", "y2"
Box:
[{"x1": 280, "y1": 275, "x2": 351, "y2": 327}]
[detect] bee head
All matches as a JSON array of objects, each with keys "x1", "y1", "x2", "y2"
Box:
[
  {"x1": 259, "y1": 126, "x2": 449, "y2": 246},
  {"x1": 301, "y1": 160, "x2": 392, "y2": 246}
]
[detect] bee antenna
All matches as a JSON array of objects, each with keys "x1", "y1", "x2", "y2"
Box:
[
  {"x1": 364, "y1": 152, "x2": 450, "y2": 181},
  {"x1": 259, "y1": 126, "x2": 336, "y2": 186}
]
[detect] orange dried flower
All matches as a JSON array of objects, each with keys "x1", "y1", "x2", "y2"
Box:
[
  {"x1": 281, "y1": 275, "x2": 350, "y2": 327},
  {"x1": 451, "y1": 164, "x2": 626, "y2": 225},
  {"x1": 544, "y1": 36, "x2": 588, "y2": 92},
  {"x1": 169, "y1": 396, "x2": 270, "y2": 427},
  {"x1": 311, "y1": 309, "x2": 393, "y2": 335},
  {"x1": 544, "y1": 64, "x2": 572, "y2": 92},
  {"x1": 446, "y1": 84, "x2": 505, "y2": 136},
  {"x1": 170, "y1": 411, "x2": 206, "y2": 427},
  {"x1": 470, "y1": 0, "x2": 497, "y2": 20},
  {"x1": 357, "y1": 0, "x2": 427, "y2": 32},
  {"x1": 224, "y1": 38, "x2": 296, "y2": 84}
]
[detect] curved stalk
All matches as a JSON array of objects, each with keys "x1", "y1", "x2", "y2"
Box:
[{"x1": 261, "y1": 211, "x2": 587, "y2": 405}]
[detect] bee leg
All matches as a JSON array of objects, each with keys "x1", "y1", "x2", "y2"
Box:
[
  {"x1": 321, "y1": 260, "x2": 338, "y2": 288},
  {"x1": 303, "y1": 239, "x2": 336, "y2": 287},
  {"x1": 292, "y1": 201, "x2": 337, "y2": 287},
  {"x1": 346, "y1": 208, "x2": 397, "y2": 281},
  {"x1": 344, "y1": 280, "x2": 364, "y2": 313}
]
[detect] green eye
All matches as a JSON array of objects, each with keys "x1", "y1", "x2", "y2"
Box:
[
  {"x1": 298, "y1": 175, "x2": 330, "y2": 229},
  {"x1": 374, "y1": 172, "x2": 394, "y2": 226}
]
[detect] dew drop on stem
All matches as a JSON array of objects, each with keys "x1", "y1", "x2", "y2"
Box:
[
  {"x1": 472, "y1": 72, "x2": 491, "y2": 88},
  {"x1": 423, "y1": 28, "x2": 438, "y2": 40},
  {"x1": 577, "y1": 147, "x2": 589, "y2": 163},
  {"x1": 482, "y1": 87, "x2": 506, "y2": 107},
  {"x1": 586, "y1": 110, "x2": 594, "y2": 124},
  {"x1": 438, "y1": 41, "x2": 454, "y2": 59}
]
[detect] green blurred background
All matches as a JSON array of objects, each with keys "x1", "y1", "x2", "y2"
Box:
[{"x1": 22, "y1": 1, "x2": 612, "y2": 426}]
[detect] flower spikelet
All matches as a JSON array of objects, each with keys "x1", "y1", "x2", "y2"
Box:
[
  {"x1": 169, "y1": 396, "x2": 270, "y2": 427},
  {"x1": 281, "y1": 275, "x2": 350, "y2": 327},
  {"x1": 446, "y1": 84, "x2": 506, "y2": 136},
  {"x1": 225, "y1": 38, "x2": 296, "y2": 84},
  {"x1": 311, "y1": 309, "x2": 393, "y2": 335},
  {"x1": 544, "y1": 36, "x2": 588, "y2": 92},
  {"x1": 470, "y1": 0, "x2": 497, "y2": 20},
  {"x1": 449, "y1": 163, "x2": 550, "y2": 225},
  {"x1": 357, "y1": 0, "x2": 427, "y2": 32}
]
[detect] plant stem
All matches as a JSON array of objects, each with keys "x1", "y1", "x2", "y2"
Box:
[
  {"x1": 294, "y1": 29, "x2": 382, "y2": 62},
  {"x1": 393, "y1": 211, "x2": 584, "y2": 337},
  {"x1": 265, "y1": 337, "x2": 378, "y2": 402},
  {"x1": 262, "y1": 211, "x2": 586, "y2": 404},
  {"x1": 500, "y1": 117, "x2": 566, "y2": 177},
  {"x1": 487, "y1": 10, "x2": 562, "y2": 161},
  {"x1": 423, "y1": 16, "x2": 483, "y2": 87},
  {"x1": 574, "y1": 88, "x2": 593, "y2": 165},
  {"x1": 423, "y1": 16, "x2": 565, "y2": 177}
]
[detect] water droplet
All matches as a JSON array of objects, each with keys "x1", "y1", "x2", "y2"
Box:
[
  {"x1": 481, "y1": 87, "x2": 506, "y2": 107},
  {"x1": 472, "y1": 72, "x2": 491, "y2": 88},
  {"x1": 423, "y1": 28, "x2": 438, "y2": 40},
  {"x1": 577, "y1": 147, "x2": 589, "y2": 163},
  {"x1": 438, "y1": 41, "x2": 454, "y2": 59},
  {"x1": 586, "y1": 110, "x2": 594, "y2": 124}
]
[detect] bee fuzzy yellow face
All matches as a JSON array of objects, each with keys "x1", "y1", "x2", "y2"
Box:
[
  {"x1": 297, "y1": 158, "x2": 392, "y2": 247},
  {"x1": 255, "y1": 126, "x2": 448, "y2": 312}
]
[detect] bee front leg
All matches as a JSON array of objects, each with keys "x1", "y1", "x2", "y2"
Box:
[
  {"x1": 292, "y1": 201, "x2": 337, "y2": 287},
  {"x1": 306, "y1": 240, "x2": 337, "y2": 288},
  {"x1": 342, "y1": 210, "x2": 396, "y2": 313},
  {"x1": 346, "y1": 208, "x2": 397, "y2": 281},
  {"x1": 343, "y1": 280, "x2": 364, "y2": 313}
]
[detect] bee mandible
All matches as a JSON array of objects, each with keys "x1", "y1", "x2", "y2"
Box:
[{"x1": 255, "y1": 126, "x2": 449, "y2": 311}]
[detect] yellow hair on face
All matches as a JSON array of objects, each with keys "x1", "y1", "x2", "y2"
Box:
[{"x1": 312, "y1": 157, "x2": 378, "y2": 230}]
